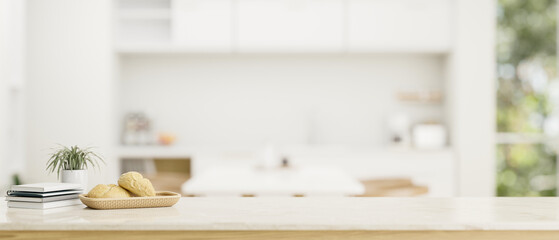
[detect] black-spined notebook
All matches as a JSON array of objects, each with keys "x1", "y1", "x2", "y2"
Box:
[
  {"x1": 6, "y1": 194, "x2": 79, "y2": 202},
  {"x1": 6, "y1": 189, "x2": 83, "y2": 198}
]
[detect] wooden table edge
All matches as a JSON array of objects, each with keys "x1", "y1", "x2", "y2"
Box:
[{"x1": 1, "y1": 230, "x2": 559, "y2": 240}]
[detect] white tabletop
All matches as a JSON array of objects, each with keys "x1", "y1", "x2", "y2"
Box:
[
  {"x1": 2, "y1": 197, "x2": 559, "y2": 231},
  {"x1": 181, "y1": 165, "x2": 365, "y2": 196}
]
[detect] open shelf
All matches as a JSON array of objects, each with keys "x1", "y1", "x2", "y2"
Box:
[
  {"x1": 114, "y1": 44, "x2": 451, "y2": 55},
  {"x1": 115, "y1": 0, "x2": 172, "y2": 45},
  {"x1": 118, "y1": 0, "x2": 171, "y2": 10},
  {"x1": 119, "y1": 9, "x2": 171, "y2": 20},
  {"x1": 117, "y1": 145, "x2": 454, "y2": 159}
]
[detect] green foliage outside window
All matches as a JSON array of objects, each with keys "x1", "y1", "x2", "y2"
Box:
[{"x1": 497, "y1": 0, "x2": 557, "y2": 196}]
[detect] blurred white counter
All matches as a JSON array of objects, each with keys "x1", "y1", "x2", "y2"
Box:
[
  {"x1": 118, "y1": 145, "x2": 455, "y2": 196},
  {"x1": 182, "y1": 165, "x2": 364, "y2": 196}
]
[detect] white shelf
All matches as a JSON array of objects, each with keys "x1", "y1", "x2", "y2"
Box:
[
  {"x1": 115, "y1": 0, "x2": 172, "y2": 46},
  {"x1": 118, "y1": 145, "x2": 195, "y2": 159},
  {"x1": 114, "y1": 44, "x2": 450, "y2": 55},
  {"x1": 119, "y1": 9, "x2": 171, "y2": 20},
  {"x1": 117, "y1": 145, "x2": 454, "y2": 159},
  {"x1": 118, "y1": 0, "x2": 171, "y2": 10},
  {"x1": 114, "y1": 44, "x2": 234, "y2": 54}
]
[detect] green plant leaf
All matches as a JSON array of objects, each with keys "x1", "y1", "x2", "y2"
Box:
[{"x1": 46, "y1": 145, "x2": 105, "y2": 179}]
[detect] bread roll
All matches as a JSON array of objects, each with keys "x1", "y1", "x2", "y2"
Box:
[
  {"x1": 88, "y1": 184, "x2": 131, "y2": 198},
  {"x1": 118, "y1": 171, "x2": 156, "y2": 197}
]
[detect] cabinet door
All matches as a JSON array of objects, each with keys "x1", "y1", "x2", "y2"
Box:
[
  {"x1": 173, "y1": 0, "x2": 232, "y2": 52},
  {"x1": 236, "y1": 0, "x2": 344, "y2": 52},
  {"x1": 348, "y1": 0, "x2": 453, "y2": 52}
]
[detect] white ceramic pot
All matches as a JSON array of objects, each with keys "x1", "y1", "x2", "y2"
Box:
[
  {"x1": 412, "y1": 124, "x2": 447, "y2": 149},
  {"x1": 60, "y1": 170, "x2": 88, "y2": 192}
]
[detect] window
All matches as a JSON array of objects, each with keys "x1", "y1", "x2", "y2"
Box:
[{"x1": 497, "y1": 0, "x2": 558, "y2": 196}]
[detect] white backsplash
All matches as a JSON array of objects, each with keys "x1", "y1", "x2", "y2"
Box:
[{"x1": 119, "y1": 54, "x2": 445, "y2": 146}]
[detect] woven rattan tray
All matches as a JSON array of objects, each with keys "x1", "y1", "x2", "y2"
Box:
[{"x1": 79, "y1": 191, "x2": 181, "y2": 210}]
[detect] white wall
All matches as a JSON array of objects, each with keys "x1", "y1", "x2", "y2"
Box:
[
  {"x1": 0, "y1": 0, "x2": 25, "y2": 190},
  {"x1": 25, "y1": 0, "x2": 116, "y2": 188},
  {"x1": 446, "y1": 0, "x2": 496, "y2": 196},
  {"x1": 120, "y1": 54, "x2": 445, "y2": 147},
  {"x1": 0, "y1": 0, "x2": 9, "y2": 190}
]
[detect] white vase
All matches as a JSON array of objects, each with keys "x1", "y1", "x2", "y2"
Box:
[{"x1": 60, "y1": 170, "x2": 88, "y2": 192}]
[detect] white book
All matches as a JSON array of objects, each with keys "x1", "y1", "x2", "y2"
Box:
[
  {"x1": 6, "y1": 194, "x2": 79, "y2": 203},
  {"x1": 10, "y1": 183, "x2": 82, "y2": 193},
  {"x1": 7, "y1": 199, "x2": 83, "y2": 209}
]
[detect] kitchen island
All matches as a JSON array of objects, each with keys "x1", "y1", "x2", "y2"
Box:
[{"x1": 1, "y1": 197, "x2": 559, "y2": 239}]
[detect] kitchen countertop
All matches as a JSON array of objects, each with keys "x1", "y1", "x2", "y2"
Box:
[{"x1": 2, "y1": 197, "x2": 559, "y2": 231}]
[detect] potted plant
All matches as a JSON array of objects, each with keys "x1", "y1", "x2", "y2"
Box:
[{"x1": 46, "y1": 145, "x2": 104, "y2": 191}]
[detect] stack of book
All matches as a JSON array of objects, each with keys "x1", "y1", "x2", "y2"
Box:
[{"x1": 6, "y1": 183, "x2": 83, "y2": 209}]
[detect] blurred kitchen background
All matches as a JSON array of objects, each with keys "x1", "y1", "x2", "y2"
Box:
[{"x1": 0, "y1": 0, "x2": 556, "y2": 197}]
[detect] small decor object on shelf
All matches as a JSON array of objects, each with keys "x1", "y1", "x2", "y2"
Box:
[
  {"x1": 122, "y1": 112, "x2": 154, "y2": 145},
  {"x1": 158, "y1": 132, "x2": 176, "y2": 145},
  {"x1": 46, "y1": 145, "x2": 105, "y2": 191},
  {"x1": 412, "y1": 123, "x2": 447, "y2": 150}
]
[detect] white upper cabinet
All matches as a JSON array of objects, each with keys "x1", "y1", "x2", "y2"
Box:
[
  {"x1": 348, "y1": 0, "x2": 453, "y2": 52},
  {"x1": 236, "y1": 0, "x2": 344, "y2": 52},
  {"x1": 117, "y1": 0, "x2": 454, "y2": 54},
  {"x1": 172, "y1": 0, "x2": 232, "y2": 52}
]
